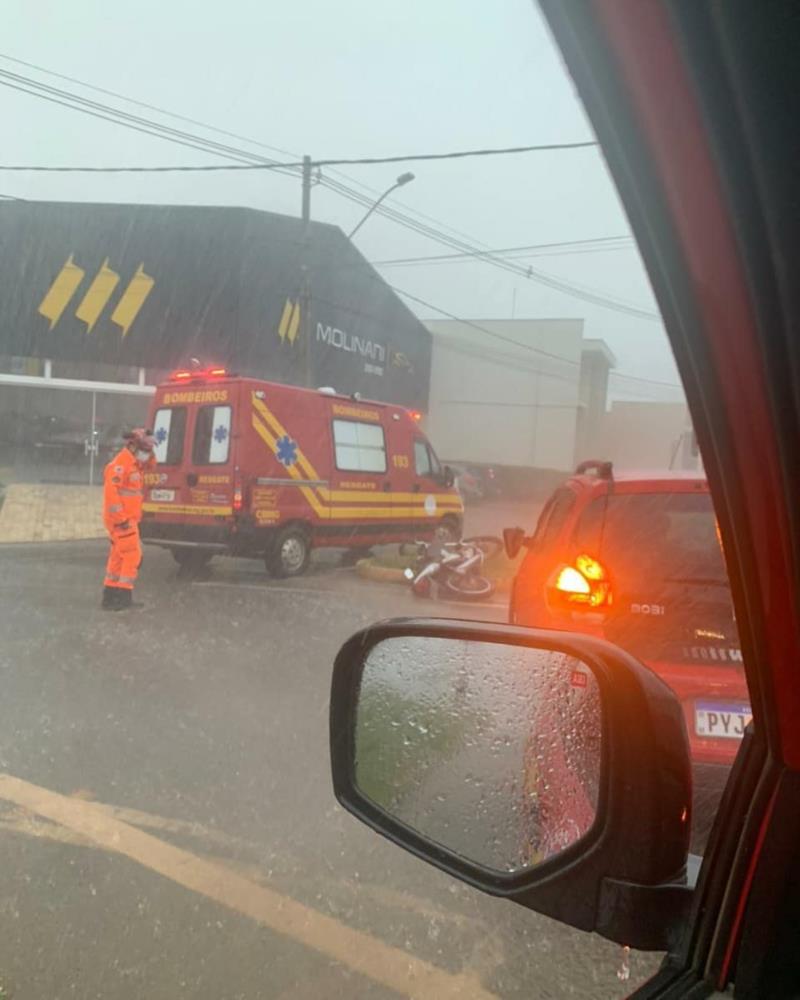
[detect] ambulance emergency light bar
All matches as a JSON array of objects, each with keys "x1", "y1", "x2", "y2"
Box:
[
  {"x1": 168, "y1": 366, "x2": 229, "y2": 381},
  {"x1": 166, "y1": 368, "x2": 425, "y2": 423}
]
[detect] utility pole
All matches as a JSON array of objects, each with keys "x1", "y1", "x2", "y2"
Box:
[
  {"x1": 300, "y1": 155, "x2": 312, "y2": 386},
  {"x1": 301, "y1": 155, "x2": 311, "y2": 223}
]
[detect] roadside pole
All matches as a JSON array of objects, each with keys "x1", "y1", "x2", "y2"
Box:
[{"x1": 301, "y1": 155, "x2": 313, "y2": 387}]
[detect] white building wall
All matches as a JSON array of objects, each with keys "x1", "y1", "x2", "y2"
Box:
[
  {"x1": 600, "y1": 401, "x2": 696, "y2": 470},
  {"x1": 425, "y1": 319, "x2": 584, "y2": 471}
]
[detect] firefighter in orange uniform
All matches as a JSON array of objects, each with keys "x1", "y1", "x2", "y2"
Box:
[{"x1": 101, "y1": 428, "x2": 157, "y2": 610}]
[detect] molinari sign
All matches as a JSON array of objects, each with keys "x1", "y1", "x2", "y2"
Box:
[{"x1": 316, "y1": 322, "x2": 386, "y2": 375}]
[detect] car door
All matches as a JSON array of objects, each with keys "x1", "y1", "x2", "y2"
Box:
[{"x1": 539, "y1": 1, "x2": 800, "y2": 995}]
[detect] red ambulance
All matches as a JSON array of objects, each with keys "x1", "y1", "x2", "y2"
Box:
[{"x1": 140, "y1": 367, "x2": 464, "y2": 576}]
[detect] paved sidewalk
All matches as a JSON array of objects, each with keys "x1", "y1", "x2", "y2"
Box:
[{"x1": 0, "y1": 484, "x2": 105, "y2": 542}]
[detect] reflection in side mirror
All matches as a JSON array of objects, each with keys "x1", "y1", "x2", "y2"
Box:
[
  {"x1": 355, "y1": 637, "x2": 601, "y2": 873},
  {"x1": 503, "y1": 526, "x2": 529, "y2": 560},
  {"x1": 330, "y1": 620, "x2": 693, "y2": 950}
]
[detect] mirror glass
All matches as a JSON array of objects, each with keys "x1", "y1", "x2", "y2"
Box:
[{"x1": 354, "y1": 636, "x2": 603, "y2": 874}]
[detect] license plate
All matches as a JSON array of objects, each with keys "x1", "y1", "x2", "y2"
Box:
[
  {"x1": 150, "y1": 489, "x2": 175, "y2": 501},
  {"x1": 694, "y1": 700, "x2": 752, "y2": 739}
]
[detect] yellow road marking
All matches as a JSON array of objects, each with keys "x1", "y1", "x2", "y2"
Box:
[
  {"x1": 2, "y1": 797, "x2": 486, "y2": 934},
  {"x1": 0, "y1": 774, "x2": 494, "y2": 1000}
]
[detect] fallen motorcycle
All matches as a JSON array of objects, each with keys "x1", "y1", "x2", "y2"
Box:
[{"x1": 401, "y1": 536, "x2": 501, "y2": 601}]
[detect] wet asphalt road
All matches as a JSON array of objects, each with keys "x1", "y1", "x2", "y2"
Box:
[{"x1": 0, "y1": 515, "x2": 663, "y2": 999}]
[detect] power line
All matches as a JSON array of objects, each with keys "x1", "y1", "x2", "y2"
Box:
[
  {"x1": 0, "y1": 80, "x2": 268, "y2": 167},
  {"x1": 0, "y1": 62, "x2": 657, "y2": 321},
  {"x1": 0, "y1": 51, "x2": 299, "y2": 160},
  {"x1": 608, "y1": 370, "x2": 684, "y2": 389},
  {"x1": 0, "y1": 66, "x2": 633, "y2": 310},
  {"x1": 0, "y1": 70, "x2": 299, "y2": 173},
  {"x1": 0, "y1": 52, "x2": 490, "y2": 250},
  {"x1": 319, "y1": 174, "x2": 659, "y2": 320},
  {"x1": 390, "y1": 284, "x2": 681, "y2": 389},
  {"x1": 371, "y1": 235, "x2": 634, "y2": 266},
  {"x1": 319, "y1": 142, "x2": 599, "y2": 165},
  {"x1": 313, "y1": 281, "x2": 680, "y2": 396},
  {"x1": 0, "y1": 148, "x2": 600, "y2": 173}
]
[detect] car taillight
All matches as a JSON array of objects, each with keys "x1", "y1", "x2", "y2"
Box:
[
  {"x1": 233, "y1": 469, "x2": 243, "y2": 513},
  {"x1": 549, "y1": 554, "x2": 611, "y2": 609}
]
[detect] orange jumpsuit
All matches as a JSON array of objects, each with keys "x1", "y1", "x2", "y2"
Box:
[{"x1": 103, "y1": 447, "x2": 155, "y2": 591}]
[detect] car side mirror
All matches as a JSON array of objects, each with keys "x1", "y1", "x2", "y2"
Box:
[
  {"x1": 330, "y1": 620, "x2": 693, "y2": 951},
  {"x1": 503, "y1": 526, "x2": 531, "y2": 559},
  {"x1": 442, "y1": 465, "x2": 455, "y2": 488}
]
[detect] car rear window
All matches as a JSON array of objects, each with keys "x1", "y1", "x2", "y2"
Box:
[
  {"x1": 152, "y1": 406, "x2": 187, "y2": 465},
  {"x1": 573, "y1": 491, "x2": 727, "y2": 585}
]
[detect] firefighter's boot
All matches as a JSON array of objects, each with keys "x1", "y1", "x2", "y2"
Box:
[
  {"x1": 101, "y1": 585, "x2": 124, "y2": 610},
  {"x1": 115, "y1": 589, "x2": 144, "y2": 611}
]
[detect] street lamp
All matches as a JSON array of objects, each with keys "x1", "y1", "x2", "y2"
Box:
[{"x1": 348, "y1": 172, "x2": 415, "y2": 239}]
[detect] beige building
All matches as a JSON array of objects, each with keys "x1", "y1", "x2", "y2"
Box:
[
  {"x1": 425, "y1": 318, "x2": 615, "y2": 472},
  {"x1": 599, "y1": 400, "x2": 699, "y2": 471}
]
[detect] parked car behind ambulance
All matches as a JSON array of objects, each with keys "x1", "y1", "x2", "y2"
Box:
[{"x1": 140, "y1": 367, "x2": 463, "y2": 575}]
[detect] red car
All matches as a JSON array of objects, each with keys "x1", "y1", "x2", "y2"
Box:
[{"x1": 507, "y1": 461, "x2": 748, "y2": 811}]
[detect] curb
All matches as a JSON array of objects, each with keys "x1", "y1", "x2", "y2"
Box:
[
  {"x1": 355, "y1": 559, "x2": 407, "y2": 584},
  {"x1": 355, "y1": 557, "x2": 514, "y2": 593}
]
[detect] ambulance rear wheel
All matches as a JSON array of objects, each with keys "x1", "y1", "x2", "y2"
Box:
[
  {"x1": 171, "y1": 548, "x2": 214, "y2": 571},
  {"x1": 268, "y1": 527, "x2": 311, "y2": 578}
]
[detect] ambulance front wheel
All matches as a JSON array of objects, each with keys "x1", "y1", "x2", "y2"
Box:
[
  {"x1": 268, "y1": 526, "x2": 311, "y2": 578},
  {"x1": 435, "y1": 517, "x2": 461, "y2": 544}
]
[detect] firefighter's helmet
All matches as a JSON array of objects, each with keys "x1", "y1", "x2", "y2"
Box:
[{"x1": 124, "y1": 427, "x2": 157, "y2": 452}]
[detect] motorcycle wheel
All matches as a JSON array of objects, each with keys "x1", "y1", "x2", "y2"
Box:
[{"x1": 443, "y1": 573, "x2": 496, "y2": 601}]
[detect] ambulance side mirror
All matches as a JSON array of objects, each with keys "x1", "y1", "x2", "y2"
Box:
[{"x1": 443, "y1": 465, "x2": 455, "y2": 488}]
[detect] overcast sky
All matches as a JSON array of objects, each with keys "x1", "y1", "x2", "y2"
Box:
[{"x1": 2, "y1": 0, "x2": 683, "y2": 402}]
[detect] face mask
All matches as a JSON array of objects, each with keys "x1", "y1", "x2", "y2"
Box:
[{"x1": 136, "y1": 450, "x2": 151, "y2": 463}]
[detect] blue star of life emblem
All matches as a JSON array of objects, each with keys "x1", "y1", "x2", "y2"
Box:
[
  {"x1": 213, "y1": 425, "x2": 229, "y2": 444},
  {"x1": 155, "y1": 427, "x2": 168, "y2": 444},
  {"x1": 276, "y1": 434, "x2": 298, "y2": 467}
]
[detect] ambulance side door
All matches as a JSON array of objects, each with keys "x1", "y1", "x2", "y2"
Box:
[
  {"x1": 383, "y1": 415, "x2": 420, "y2": 531},
  {"x1": 149, "y1": 399, "x2": 190, "y2": 525},
  {"x1": 411, "y1": 434, "x2": 448, "y2": 528},
  {"x1": 183, "y1": 384, "x2": 236, "y2": 524},
  {"x1": 328, "y1": 410, "x2": 392, "y2": 535}
]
